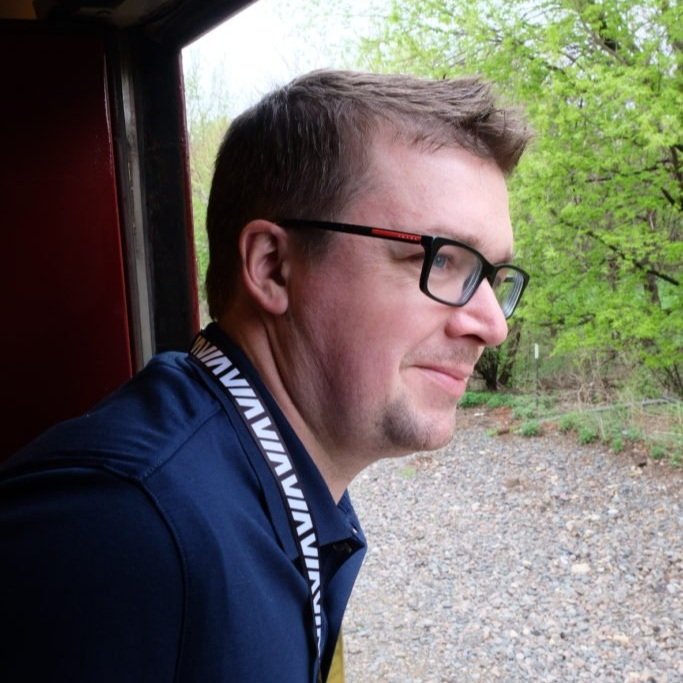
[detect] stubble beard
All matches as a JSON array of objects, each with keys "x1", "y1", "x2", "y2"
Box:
[{"x1": 379, "y1": 395, "x2": 458, "y2": 455}]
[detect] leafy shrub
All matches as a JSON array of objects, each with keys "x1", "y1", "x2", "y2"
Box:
[
  {"x1": 559, "y1": 414, "x2": 579, "y2": 433},
  {"x1": 513, "y1": 404, "x2": 538, "y2": 421},
  {"x1": 519, "y1": 421, "x2": 542, "y2": 437},
  {"x1": 578, "y1": 425, "x2": 599, "y2": 444},
  {"x1": 459, "y1": 392, "x2": 489, "y2": 408},
  {"x1": 621, "y1": 427, "x2": 642, "y2": 442},
  {"x1": 610, "y1": 436, "x2": 624, "y2": 453},
  {"x1": 650, "y1": 445, "x2": 666, "y2": 461},
  {"x1": 486, "y1": 393, "x2": 516, "y2": 409}
]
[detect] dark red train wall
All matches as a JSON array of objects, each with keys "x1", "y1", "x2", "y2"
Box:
[{"x1": 0, "y1": 26, "x2": 133, "y2": 459}]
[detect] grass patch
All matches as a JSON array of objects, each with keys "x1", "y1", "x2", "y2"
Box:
[
  {"x1": 518, "y1": 420, "x2": 542, "y2": 437},
  {"x1": 485, "y1": 393, "x2": 517, "y2": 409},
  {"x1": 511, "y1": 404, "x2": 534, "y2": 420},
  {"x1": 460, "y1": 391, "x2": 555, "y2": 417},
  {"x1": 551, "y1": 401, "x2": 682, "y2": 465},
  {"x1": 458, "y1": 391, "x2": 491, "y2": 408},
  {"x1": 578, "y1": 424, "x2": 599, "y2": 445},
  {"x1": 559, "y1": 413, "x2": 580, "y2": 433},
  {"x1": 461, "y1": 390, "x2": 682, "y2": 466}
]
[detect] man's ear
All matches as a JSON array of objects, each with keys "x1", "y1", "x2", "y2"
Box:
[{"x1": 238, "y1": 220, "x2": 291, "y2": 315}]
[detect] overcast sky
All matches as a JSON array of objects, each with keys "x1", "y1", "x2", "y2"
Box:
[{"x1": 182, "y1": 0, "x2": 386, "y2": 117}]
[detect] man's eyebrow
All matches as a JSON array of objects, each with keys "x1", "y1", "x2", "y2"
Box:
[{"x1": 430, "y1": 226, "x2": 515, "y2": 264}]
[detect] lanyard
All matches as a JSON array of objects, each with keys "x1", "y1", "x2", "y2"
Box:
[{"x1": 189, "y1": 332, "x2": 324, "y2": 679}]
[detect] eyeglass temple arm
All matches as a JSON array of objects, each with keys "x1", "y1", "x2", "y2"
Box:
[{"x1": 278, "y1": 219, "x2": 427, "y2": 246}]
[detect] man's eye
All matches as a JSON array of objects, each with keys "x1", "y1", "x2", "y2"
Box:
[{"x1": 432, "y1": 253, "x2": 453, "y2": 270}]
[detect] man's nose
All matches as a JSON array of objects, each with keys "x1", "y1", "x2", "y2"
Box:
[{"x1": 444, "y1": 279, "x2": 509, "y2": 347}]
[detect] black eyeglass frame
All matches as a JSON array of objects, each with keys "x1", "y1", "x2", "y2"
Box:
[{"x1": 277, "y1": 218, "x2": 530, "y2": 319}]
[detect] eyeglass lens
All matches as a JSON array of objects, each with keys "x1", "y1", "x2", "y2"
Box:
[
  {"x1": 427, "y1": 243, "x2": 523, "y2": 317},
  {"x1": 492, "y1": 267, "x2": 525, "y2": 318}
]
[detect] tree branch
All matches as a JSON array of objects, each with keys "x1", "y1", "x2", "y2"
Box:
[
  {"x1": 550, "y1": 209, "x2": 681, "y2": 287},
  {"x1": 584, "y1": 228, "x2": 680, "y2": 286}
]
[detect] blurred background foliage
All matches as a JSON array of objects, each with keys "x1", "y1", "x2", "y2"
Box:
[{"x1": 184, "y1": 0, "x2": 682, "y2": 401}]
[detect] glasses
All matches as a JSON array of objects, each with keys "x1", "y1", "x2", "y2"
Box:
[{"x1": 277, "y1": 219, "x2": 529, "y2": 319}]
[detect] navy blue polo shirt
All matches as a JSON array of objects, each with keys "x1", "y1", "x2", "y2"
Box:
[{"x1": 0, "y1": 324, "x2": 366, "y2": 682}]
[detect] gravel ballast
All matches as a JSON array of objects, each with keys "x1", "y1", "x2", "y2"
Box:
[{"x1": 343, "y1": 416, "x2": 682, "y2": 682}]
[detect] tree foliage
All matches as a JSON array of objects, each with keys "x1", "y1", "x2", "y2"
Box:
[
  {"x1": 363, "y1": 0, "x2": 682, "y2": 395},
  {"x1": 183, "y1": 53, "x2": 231, "y2": 320}
]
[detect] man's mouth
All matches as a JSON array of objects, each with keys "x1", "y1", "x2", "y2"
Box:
[{"x1": 413, "y1": 365, "x2": 472, "y2": 398}]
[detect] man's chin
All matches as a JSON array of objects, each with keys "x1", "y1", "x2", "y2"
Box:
[{"x1": 381, "y1": 400, "x2": 458, "y2": 454}]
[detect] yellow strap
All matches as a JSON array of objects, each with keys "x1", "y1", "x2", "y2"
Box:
[{"x1": 326, "y1": 631, "x2": 345, "y2": 683}]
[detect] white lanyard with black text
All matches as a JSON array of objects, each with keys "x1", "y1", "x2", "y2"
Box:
[{"x1": 189, "y1": 332, "x2": 324, "y2": 680}]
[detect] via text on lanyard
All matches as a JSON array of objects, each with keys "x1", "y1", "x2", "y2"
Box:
[{"x1": 189, "y1": 332, "x2": 324, "y2": 680}]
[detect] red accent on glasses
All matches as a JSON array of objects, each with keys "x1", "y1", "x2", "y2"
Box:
[{"x1": 370, "y1": 228, "x2": 422, "y2": 242}]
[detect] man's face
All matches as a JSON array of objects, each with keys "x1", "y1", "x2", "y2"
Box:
[{"x1": 279, "y1": 138, "x2": 513, "y2": 464}]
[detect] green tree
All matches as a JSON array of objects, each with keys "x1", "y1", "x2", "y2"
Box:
[
  {"x1": 183, "y1": 52, "x2": 231, "y2": 322},
  {"x1": 188, "y1": 115, "x2": 229, "y2": 294},
  {"x1": 363, "y1": 0, "x2": 682, "y2": 395}
]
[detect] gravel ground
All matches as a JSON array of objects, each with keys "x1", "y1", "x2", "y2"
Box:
[{"x1": 343, "y1": 413, "x2": 682, "y2": 683}]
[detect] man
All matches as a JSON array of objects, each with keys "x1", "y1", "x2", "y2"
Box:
[{"x1": 0, "y1": 70, "x2": 530, "y2": 682}]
